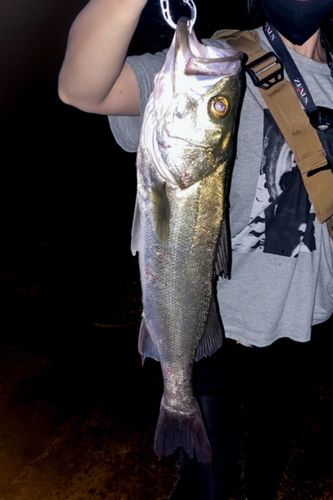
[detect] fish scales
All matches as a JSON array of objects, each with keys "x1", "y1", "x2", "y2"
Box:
[{"x1": 131, "y1": 17, "x2": 243, "y2": 464}]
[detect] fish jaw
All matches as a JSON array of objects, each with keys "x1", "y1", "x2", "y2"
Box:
[{"x1": 154, "y1": 17, "x2": 242, "y2": 99}]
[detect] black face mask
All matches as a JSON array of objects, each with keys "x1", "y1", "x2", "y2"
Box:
[{"x1": 259, "y1": 0, "x2": 333, "y2": 45}]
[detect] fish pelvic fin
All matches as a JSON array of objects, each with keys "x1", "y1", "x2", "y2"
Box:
[
  {"x1": 154, "y1": 395, "x2": 213, "y2": 465},
  {"x1": 194, "y1": 295, "x2": 223, "y2": 362},
  {"x1": 138, "y1": 316, "x2": 160, "y2": 364}
]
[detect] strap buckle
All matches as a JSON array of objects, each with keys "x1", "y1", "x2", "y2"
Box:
[
  {"x1": 308, "y1": 106, "x2": 333, "y2": 131},
  {"x1": 246, "y1": 51, "x2": 284, "y2": 90}
]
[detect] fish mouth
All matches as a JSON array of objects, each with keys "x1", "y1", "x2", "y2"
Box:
[{"x1": 174, "y1": 17, "x2": 242, "y2": 82}]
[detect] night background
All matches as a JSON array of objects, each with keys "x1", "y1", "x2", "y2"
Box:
[{"x1": 0, "y1": 0, "x2": 332, "y2": 499}]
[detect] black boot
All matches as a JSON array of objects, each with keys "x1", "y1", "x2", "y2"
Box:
[{"x1": 241, "y1": 338, "x2": 309, "y2": 500}]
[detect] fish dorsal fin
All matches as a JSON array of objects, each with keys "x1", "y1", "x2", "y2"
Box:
[{"x1": 214, "y1": 216, "x2": 231, "y2": 279}]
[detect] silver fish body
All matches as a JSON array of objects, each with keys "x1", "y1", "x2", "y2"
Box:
[{"x1": 131, "y1": 17, "x2": 242, "y2": 464}]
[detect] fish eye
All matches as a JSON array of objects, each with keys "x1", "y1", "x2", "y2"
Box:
[{"x1": 209, "y1": 96, "x2": 229, "y2": 118}]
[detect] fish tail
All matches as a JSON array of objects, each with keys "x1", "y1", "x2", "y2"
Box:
[{"x1": 154, "y1": 395, "x2": 213, "y2": 465}]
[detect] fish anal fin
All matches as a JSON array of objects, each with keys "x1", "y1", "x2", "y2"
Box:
[
  {"x1": 150, "y1": 183, "x2": 170, "y2": 242},
  {"x1": 194, "y1": 295, "x2": 223, "y2": 362},
  {"x1": 138, "y1": 316, "x2": 160, "y2": 364},
  {"x1": 154, "y1": 395, "x2": 213, "y2": 465}
]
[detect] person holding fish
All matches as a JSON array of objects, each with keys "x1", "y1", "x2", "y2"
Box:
[{"x1": 58, "y1": 0, "x2": 333, "y2": 499}]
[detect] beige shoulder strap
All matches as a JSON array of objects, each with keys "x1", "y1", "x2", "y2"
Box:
[{"x1": 213, "y1": 29, "x2": 333, "y2": 228}]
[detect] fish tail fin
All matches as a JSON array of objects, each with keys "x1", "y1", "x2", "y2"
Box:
[{"x1": 154, "y1": 395, "x2": 213, "y2": 465}]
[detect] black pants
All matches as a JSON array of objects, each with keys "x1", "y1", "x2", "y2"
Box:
[{"x1": 168, "y1": 336, "x2": 311, "y2": 500}]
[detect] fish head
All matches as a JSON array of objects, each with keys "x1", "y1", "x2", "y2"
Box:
[{"x1": 151, "y1": 17, "x2": 243, "y2": 190}]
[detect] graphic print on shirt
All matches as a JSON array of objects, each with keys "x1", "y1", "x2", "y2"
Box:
[{"x1": 232, "y1": 109, "x2": 316, "y2": 257}]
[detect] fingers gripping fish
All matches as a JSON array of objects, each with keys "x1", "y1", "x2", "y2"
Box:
[{"x1": 131, "y1": 17, "x2": 243, "y2": 465}]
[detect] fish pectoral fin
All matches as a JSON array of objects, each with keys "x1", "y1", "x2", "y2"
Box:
[
  {"x1": 194, "y1": 295, "x2": 223, "y2": 361},
  {"x1": 131, "y1": 197, "x2": 140, "y2": 256},
  {"x1": 150, "y1": 183, "x2": 170, "y2": 242},
  {"x1": 138, "y1": 316, "x2": 160, "y2": 363}
]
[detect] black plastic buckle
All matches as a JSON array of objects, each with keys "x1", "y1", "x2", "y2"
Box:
[
  {"x1": 308, "y1": 106, "x2": 333, "y2": 131},
  {"x1": 246, "y1": 52, "x2": 284, "y2": 90}
]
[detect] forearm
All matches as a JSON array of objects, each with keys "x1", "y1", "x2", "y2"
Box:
[{"x1": 58, "y1": 0, "x2": 147, "y2": 113}]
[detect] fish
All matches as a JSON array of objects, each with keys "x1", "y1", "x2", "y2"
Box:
[{"x1": 131, "y1": 16, "x2": 243, "y2": 465}]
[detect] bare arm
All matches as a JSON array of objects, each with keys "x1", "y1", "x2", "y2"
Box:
[{"x1": 58, "y1": 0, "x2": 148, "y2": 116}]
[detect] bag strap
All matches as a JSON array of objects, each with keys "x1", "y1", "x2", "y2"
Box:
[{"x1": 213, "y1": 29, "x2": 333, "y2": 227}]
